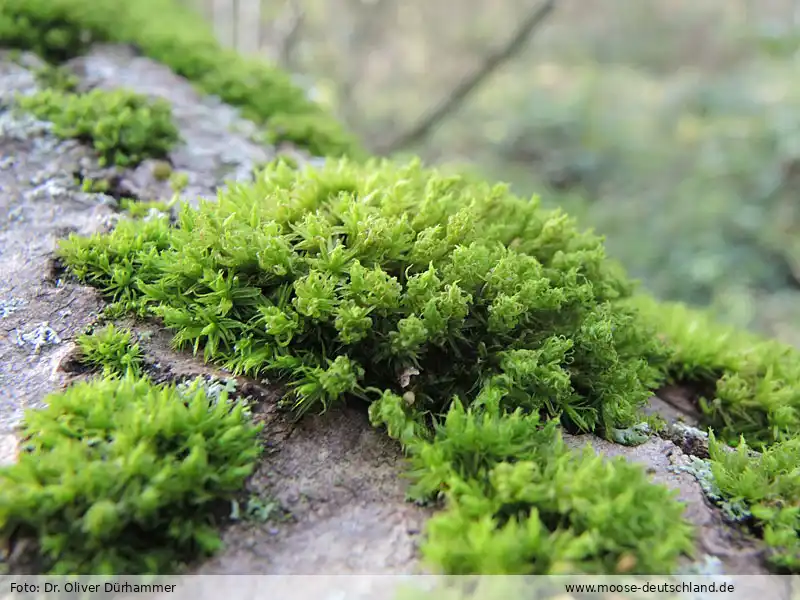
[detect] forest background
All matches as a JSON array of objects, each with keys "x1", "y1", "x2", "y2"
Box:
[{"x1": 182, "y1": 0, "x2": 800, "y2": 347}]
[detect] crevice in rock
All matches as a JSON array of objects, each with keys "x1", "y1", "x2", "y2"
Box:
[
  {"x1": 656, "y1": 379, "x2": 718, "y2": 421},
  {"x1": 43, "y1": 255, "x2": 69, "y2": 287}
]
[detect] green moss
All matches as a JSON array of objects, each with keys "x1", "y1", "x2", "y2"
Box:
[
  {"x1": 17, "y1": 88, "x2": 179, "y2": 167},
  {"x1": 0, "y1": 374, "x2": 261, "y2": 574},
  {"x1": 629, "y1": 295, "x2": 800, "y2": 573},
  {"x1": 0, "y1": 9, "x2": 794, "y2": 568},
  {"x1": 58, "y1": 157, "x2": 667, "y2": 436},
  {"x1": 632, "y1": 295, "x2": 800, "y2": 450},
  {"x1": 703, "y1": 434, "x2": 799, "y2": 572},
  {"x1": 0, "y1": 0, "x2": 364, "y2": 159},
  {"x1": 76, "y1": 176, "x2": 110, "y2": 194},
  {"x1": 53, "y1": 157, "x2": 699, "y2": 574},
  {"x1": 399, "y1": 396, "x2": 693, "y2": 574},
  {"x1": 270, "y1": 155, "x2": 300, "y2": 171},
  {"x1": 151, "y1": 160, "x2": 172, "y2": 181},
  {"x1": 169, "y1": 171, "x2": 189, "y2": 193},
  {"x1": 76, "y1": 323, "x2": 143, "y2": 377},
  {"x1": 119, "y1": 198, "x2": 172, "y2": 219},
  {"x1": 31, "y1": 63, "x2": 78, "y2": 92}
]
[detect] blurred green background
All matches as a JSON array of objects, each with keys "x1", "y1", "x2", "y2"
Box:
[{"x1": 182, "y1": 0, "x2": 800, "y2": 346}]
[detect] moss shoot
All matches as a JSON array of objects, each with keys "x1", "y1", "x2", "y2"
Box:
[
  {"x1": 76, "y1": 323, "x2": 143, "y2": 377},
  {"x1": 404, "y1": 399, "x2": 694, "y2": 574},
  {"x1": 16, "y1": 88, "x2": 179, "y2": 167},
  {"x1": 0, "y1": 0, "x2": 363, "y2": 158},
  {"x1": 705, "y1": 434, "x2": 799, "y2": 572}
]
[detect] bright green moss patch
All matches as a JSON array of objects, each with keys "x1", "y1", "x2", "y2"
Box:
[
  {"x1": 118, "y1": 198, "x2": 173, "y2": 219},
  {"x1": 58, "y1": 158, "x2": 667, "y2": 437},
  {"x1": 16, "y1": 88, "x2": 179, "y2": 167},
  {"x1": 632, "y1": 296, "x2": 800, "y2": 573},
  {"x1": 398, "y1": 396, "x2": 694, "y2": 574},
  {"x1": 54, "y1": 158, "x2": 700, "y2": 574},
  {"x1": 4, "y1": 0, "x2": 793, "y2": 577},
  {"x1": 0, "y1": 0, "x2": 363, "y2": 158},
  {"x1": 632, "y1": 295, "x2": 800, "y2": 450},
  {"x1": 76, "y1": 323, "x2": 143, "y2": 376},
  {"x1": 697, "y1": 434, "x2": 800, "y2": 572},
  {"x1": 0, "y1": 375, "x2": 261, "y2": 574}
]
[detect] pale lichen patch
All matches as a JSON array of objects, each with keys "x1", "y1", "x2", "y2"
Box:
[
  {"x1": 12, "y1": 322, "x2": 62, "y2": 354},
  {"x1": 0, "y1": 298, "x2": 25, "y2": 319}
]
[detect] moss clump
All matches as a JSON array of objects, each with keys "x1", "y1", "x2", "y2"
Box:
[
  {"x1": 17, "y1": 88, "x2": 179, "y2": 167},
  {"x1": 403, "y1": 397, "x2": 693, "y2": 574},
  {"x1": 151, "y1": 160, "x2": 172, "y2": 181},
  {"x1": 76, "y1": 323, "x2": 143, "y2": 376},
  {"x1": 692, "y1": 434, "x2": 800, "y2": 573},
  {"x1": 118, "y1": 198, "x2": 172, "y2": 219},
  {"x1": 630, "y1": 296, "x2": 800, "y2": 573},
  {"x1": 58, "y1": 158, "x2": 666, "y2": 436},
  {"x1": 31, "y1": 64, "x2": 78, "y2": 92},
  {"x1": 76, "y1": 176, "x2": 110, "y2": 194},
  {"x1": 0, "y1": 0, "x2": 363, "y2": 159},
  {"x1": 54, "y1": 157, "x2": 698, "y2": 574},
  {"x1": 169, "y1": 171, "x2": 189, "y2": 193},
  {"x1": 0, "y1": 374, "x2": 261, "y2": 574},
  {"x1": 632, "y1": 295, "x2": 800, "y2": 450}
]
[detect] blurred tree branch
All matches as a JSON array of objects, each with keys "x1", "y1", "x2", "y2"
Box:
[
  {"x1": 335, "y1": 0, "x2": 395, "y2": 125},
  {"x1": 376, "y1": 0, "x2": 557, "y2": 154},
  {"x1": 272, "y1": 0, "x2": 306, "y2": 70}
]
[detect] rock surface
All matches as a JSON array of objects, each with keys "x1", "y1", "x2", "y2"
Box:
[{"x1": 0, "y1": 46, "x2": 779, "y2": 581}]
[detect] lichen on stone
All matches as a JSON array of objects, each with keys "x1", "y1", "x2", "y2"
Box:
[
  {"x1": 0, "y1": 298, "x2": 25, "y2": 318},
  {"x1": 12, "y1": 322, "x2": 61, "y2": 354},
  {"x1": 0, "y1": 0, "x2": 363, "y2": 158}
]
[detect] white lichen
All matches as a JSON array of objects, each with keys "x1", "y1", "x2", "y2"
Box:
[
  {"x1": 0, "y1": 298, "x2": 26, "y2": 318},
  {"x1": 13, "y1": 321, "x2": 61, "y2": 353},
  {"x1": 176, "y1": 375, "x2": 250, "y2": 415}
]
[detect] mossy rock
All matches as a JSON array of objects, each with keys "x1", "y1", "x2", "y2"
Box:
[
  {"x1": 0, "y1": 5, "x2": 798, "y2": 575},
  {"x1": 632, "y1": 295, "x2": 800, "y2": 450},
  {"x1": 58, "y1": 157, "x2": 668, "y2": 436},
  {"x1": 0, "y1": 0, "x2": 364, "y2": 158},
  {"x1": 51, "y1": 156, "x2": 800, "y2": 575},
  {"x1": 49, "y1": 157, "x2": 691, "y2": 574}
]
